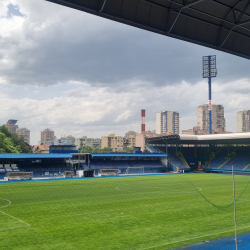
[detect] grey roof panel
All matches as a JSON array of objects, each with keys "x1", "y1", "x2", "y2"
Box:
[{"x1": 46, "y1": 0, "x2": 250, "y2": 59}]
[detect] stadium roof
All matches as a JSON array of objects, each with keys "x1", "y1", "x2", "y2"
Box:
[
  {"x1": 0, "y1": 154, "x2": 72, "y2": 159},
  {"x1": 91, "y1": 153, "x2": 167, "y2": 157},
  {"x1": 47, "y1": 0, "x2": 250, "y2": 60},
  {"x1": 146, "y1": 132, "x2": 250, "y2": 145}
]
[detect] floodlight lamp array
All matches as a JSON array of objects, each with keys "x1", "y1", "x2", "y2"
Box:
[{"x1": 203, "y1": 55, "x2": 217, "y2": 78}]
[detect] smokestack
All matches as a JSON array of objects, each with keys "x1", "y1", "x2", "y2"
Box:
[{"x1": 141, "y1": 109, "x2": 145, "y2": 134}]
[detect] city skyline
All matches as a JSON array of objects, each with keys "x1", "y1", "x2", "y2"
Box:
[
  {"x1": 5, "y1": 103, "x2": 250, "y2": 145},
  {"x1": 1, "y1": 1, "x2": 250, "y2": 145}
]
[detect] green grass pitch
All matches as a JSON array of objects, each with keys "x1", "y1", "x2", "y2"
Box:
[{"x1": 0, "y1": 173, "x2": 250, "y2": 250}]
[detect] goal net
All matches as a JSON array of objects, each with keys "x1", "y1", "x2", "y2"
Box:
[
  {"x1": 126, "y1": 167, "x2": 144, "y2": 175},
  {"x1": 98, "y1": 169, "x2": 119, "y2": 176},
  {"x1": 7, "y1": 172, "x2": 32, "y2": 180},
  {"x1": 63, "y1": 171, "x2": 73, "y2": 178}
]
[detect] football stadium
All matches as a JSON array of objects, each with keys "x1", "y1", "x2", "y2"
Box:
[
  {"x1": 2, "y1": 0, "x2": 250, "y2": 249},
  {"x1": 1, "y1": 134, "x2": 250, "y2": 249}
]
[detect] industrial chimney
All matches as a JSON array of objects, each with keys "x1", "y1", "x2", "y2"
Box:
[{"x1": 141, "y1": 109, "x2": 145, "y2": 134}]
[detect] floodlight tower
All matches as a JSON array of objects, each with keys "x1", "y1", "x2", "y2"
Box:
[{"x1": 202, "y1": 55, "x2": 217, "y2": 134}]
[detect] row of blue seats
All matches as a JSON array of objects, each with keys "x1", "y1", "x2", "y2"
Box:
[
  {"x1": 209, "y1": 147, "x2": 250, "y2": 170},
  {"x1": 148, "y1": 146, "x2": 190, "y2": 171}
]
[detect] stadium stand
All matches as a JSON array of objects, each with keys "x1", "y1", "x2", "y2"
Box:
[
  {"x1": 148, "y1": 146, "x2": 190, "y2": 172},
  {"x1": 208, "y1": 146, "x2": 250, "y2": 172},
  {"x1": 89, "y1": 152, "x2": 167, "y2": 174},
  {"x1": 145, "y1": 133, "x2": 250, "y2": 173}
]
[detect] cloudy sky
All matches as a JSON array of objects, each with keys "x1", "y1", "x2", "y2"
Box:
[{"x1": 1, "y1": 0, "x2": 250, "y2": 145}]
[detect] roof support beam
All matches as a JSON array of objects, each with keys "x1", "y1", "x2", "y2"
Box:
[
  {"x1": 46, "y1": 0, "x2": 250, "y2": 59},
  {"x1": 99, "y1": 0, "x2": 108, "y2": 12},
  {"x1": 168, "y1": 0, "x2": 205, "y2": 33},
  {"x1": 220, "y1": 0, "x2": 250, "y2": 47}
]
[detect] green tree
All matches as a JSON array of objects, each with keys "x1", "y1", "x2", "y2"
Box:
[
  {"x1": 0, "y1": 132, "x2": 20, "y2": 153},
  {"x1": 0, "y1": 125, "x2": 32, "y2": 153},
  {"x1": 92, "y1": 148, "x2": 102, "y2": 153},
  {"x1": 78, "y1": 146, "x2": 93, "y2": 153},
  {"x1": 101, "y1": 147, "x2": 113, "y2": 153},
  {"x1": 143, "y1": 148, "x2": 149, "y2": 152},
  {"x1": 124, "y1": 147, "x2": 134, "y2": 153}
]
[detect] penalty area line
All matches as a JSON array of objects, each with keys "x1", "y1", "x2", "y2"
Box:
[
  {"x1": 0, "y1": 210, "x2": 31, "y2": 227},
  {"x1": 0, "y1": 225, "x2": 29, "y2": 231},
  {"x1": 139, "y1": 225, "x2": 250, "y2": 250}
]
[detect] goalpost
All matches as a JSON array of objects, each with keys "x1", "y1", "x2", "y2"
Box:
[
  {"x1": 6, "y1": 172, "x2": 32, "y2": 181},
  {"x1": 98, "y1": 169, "x2": 119, "y2": 176},
  {"x1": 63, "y1": 171, "x2": 73, "y2": 178},
  {"x1": 126, "y1": 167, "x2": 144, "y2": 175}
]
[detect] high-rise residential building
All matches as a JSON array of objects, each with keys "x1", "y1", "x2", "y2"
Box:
[
  {"x1": 75, "y1": 136, "x2": 101, "y2": 149},
  {"x1": 54, "y1": 137, "x2": 74, "y2": 145},
  {"x1": 197, "y1": 104, "x2": 225, "y2": 131},
  {"x1": 40, "y1": 128, "x2": 55, "y2": 145},
  {"x1": 6, "y1": 120, "x2": 19, "y2": 133},
  {"x1": 101, "y1": 134, "x2": 136, "y2": 152},
  {"x1": 66, "y1": 135, "x2": 75, "y2": 144},
  {"x1": 155, "y1": 111, "x2": 179, "y2": 135},
  {"x1": 17, "y1": 128, "x2": 30, "y2": 144},
  {"x1": 237, "y1": 110, "x2": 250, "y2": 132}
]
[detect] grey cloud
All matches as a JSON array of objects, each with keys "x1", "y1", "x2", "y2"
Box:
[{"x1": 1, "y1": 1, "x2": 250, "y2": 92}]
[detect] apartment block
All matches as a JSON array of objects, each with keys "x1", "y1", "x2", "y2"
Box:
[
  {"x1": 75, "y1": 136, "x2": 101, "y2": 149},
  {"x1": 54, "y1": 137, "x2": 74, "y2": 145},
  {"x1": 237, "y1": 110, "x2": 250, "y2": 132},
  {"x1": 17, "y1": 128, "x2": 30, "y2": 144},
  {"x1": 40, "y1": 128, "x2": 55, "y2": 145},
  {"x1": 101, "y1": 134, "x2": 136, "y2": 152},
  {"x1": 197, "y1": 104, "x2": 225, "y2": 131},
  {"x1": 155, "y1": 111, "x2": 179, "y2": 135}
]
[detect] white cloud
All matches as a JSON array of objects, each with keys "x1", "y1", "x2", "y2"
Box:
[
  {"x1": 0, "y1": 79, "x2": 248, "y2": 144},
  {"x1": 114, "y1": 110, "x2": 132, "y2": 122}
]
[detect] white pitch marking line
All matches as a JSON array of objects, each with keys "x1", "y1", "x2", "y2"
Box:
[
  {"x1": 0, "y1": 198, "x2": 11, "y2": 208},
  {"x1": 139, "y1": 225, "x2": 250, "y2": 250},
  {"x1": 116, "y1": 186, "x2": 202, "y2": 194},
  {"x1": 0, "y1": 225, "x2": 29, "y2": 231},
  {"x1": 0, "y1": 210, "x2": 31, "y2": 227}
]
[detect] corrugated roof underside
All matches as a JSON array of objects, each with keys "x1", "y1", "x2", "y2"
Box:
[{"x1": 47, "y1": 0, "x2": 250, "y2": 59}]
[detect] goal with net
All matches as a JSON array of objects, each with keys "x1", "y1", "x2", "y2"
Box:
[
  {"x1": 98, "y1": 169, "x2": 119, "y2": 176},
  {"x1": 63, "y1": 171, "x2": 73, "y2": 178},
  {"x1": 6, "y1": 172, "x2": 32, "y2": 181},
  {"x1": 126, "y1": 167, "x2": 144, "y2": 175}
]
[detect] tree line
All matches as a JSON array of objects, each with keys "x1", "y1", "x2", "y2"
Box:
[
  {"x1": 0, "y1": 125, "x2": 32, "y2": 153},
  {"x1": 78, "y1": 146, "x2": 135, "y2": 153}
]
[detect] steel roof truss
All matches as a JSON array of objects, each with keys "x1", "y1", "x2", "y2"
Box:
[
  {"x1": 99, "y1": 0, "x2": 108, "y2": 12},
  {"x1": 168, "y1": 0, "x2": 205, "y2": 33},
  {"x1": 220, "y1": 0, "x2": 250, "y2": 47},
  {"x1": 143, "y1": 0, "x2": 250, "y2": 34}
]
